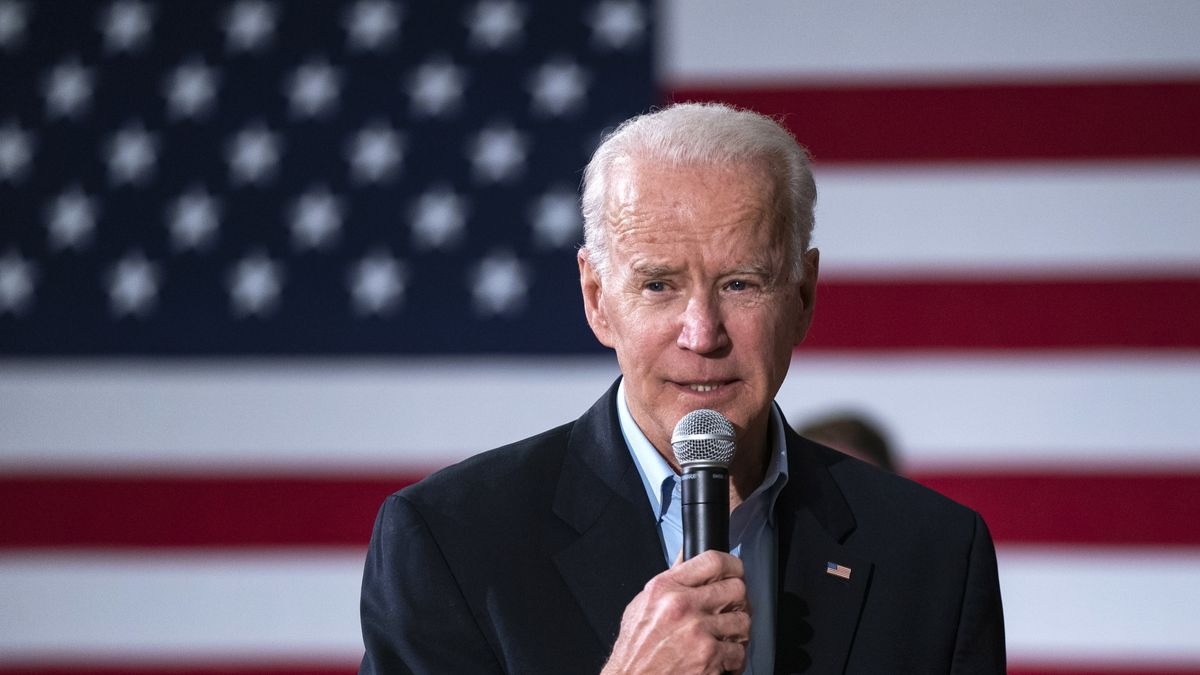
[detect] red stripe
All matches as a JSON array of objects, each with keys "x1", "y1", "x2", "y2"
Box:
[
  {"x1": 0, "y1": 662, "x2": 352, "y2": 667},
  {"x1": 1012, "y1": 662, "x2": 1200, "y2": 667},
  {"x1": 804, "y1": 277, "x2": 1200, "y2": 350},
  {"x1": 1009, "y1": 668, "x2": 1200, "y2": 675},
  {"x1": 4, "y1": 658, "x2": 1198, "y2": 675},
  {"x1": 0, "y1": 473, "x2": 423, "y2": 548},
  {"x1": 6, "y1": 667, "x2": 1191, "y2": 675},
  {"x1": 914, "y1": 471, "x2": 1200, "y2": 546},
  {"x1": 4, "y1": 469, "x2": 1200, "y2": 548},
  {"x1": 667, "y1": 78, "x2": 1200, "y2": 162}
]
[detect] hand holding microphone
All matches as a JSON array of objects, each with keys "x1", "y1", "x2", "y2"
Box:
[{"x1": 603, "y1": 410, "x2": 748, "y2": 675}]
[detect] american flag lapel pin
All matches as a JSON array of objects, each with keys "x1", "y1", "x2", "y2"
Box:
[{"x1": 825, "y1": 561, "x2": 852, "y2": 580}]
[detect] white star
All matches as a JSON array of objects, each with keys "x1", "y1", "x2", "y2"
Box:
[
  {"x1": 348, "y1": 249, "x2": 406, "y2": 316},
  {"x1": 100, "y1": 0, "x2": 153, "y2": 53},
  {"x1": 0, "y1": 120, "x2": 34, "y2": 182},
  {"x1": 286, "y1": 58, "x2": 341, "y2": 119},
  {"x1": 0, "y1": 249, "x2": 37, "y2": 315},
  {"x1": 588, "y1": 0, "x2": 645, "y2": 50},
  {"x1": 42, "y1": 59, "x2": 95, "y2": 119},
  {"x1": 290, "y1": 186, "x2": 344, "y2": 250},
  {"x1": 468, "y1": 123, "x2": 527, "y2": 183},
  {"x1": 343, "y1": 0, "x2": 401, "y2": 52},
  {"x1": 106, "y1": 251, "x2": 160, "y2": 318},
  {"x1": 407, "y1": 57, "x2": 466, "y2": 118},
  {"x1": 464, "y1": 0, "x2": 524, "y2": 51},
  {"x1": 528, "y1": 58, "x2": 589, "y2": 117},
  {"x1": 227, "y1": 253, "x2": 284, "y2": 317},
  {"x1": 226, "y1": 123, "x2": 282, "y2": 185},
  {"x1": 0, "y1": 1, "x2": 29, "y2": 51},
  {"x1": 167, "y1": 186, "x2": 221, "y2": 251},
  {"x1": 410, "y1": 186, "x2": 468, "y2": 251},
  {"x1": 224, "y1": 0, "x2": 277, "y2": 53},
  {"x1": 345, "y1": 121, "x2": 403, "y2": 184},
  {"x1": 164, "y1": 58, "x2": 219, "y2": 120},
  {"x1": 531, "y1": 186, "x2": 581, "y2": 249},
  {"x1": 105, "y1": 122, "x2": 159, "y2": 186},
  {"x1": 470, "y1": 250, "x2": 531, "y2": 317},
  {"x1": 45, "y1": 186, "x2": 98, "y2": 251}
]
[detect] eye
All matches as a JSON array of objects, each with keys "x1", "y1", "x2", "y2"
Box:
[
  {"x1": 725, "y1": 279, "x2": 750, "y2": 291},
  {"x1": 645, "y1": 281, "x2": 667, "y2": 292}
]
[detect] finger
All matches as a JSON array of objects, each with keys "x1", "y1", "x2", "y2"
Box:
[
  {"x1": 708, "y1": 609, "x2": 752, "y2": 644},
  {"x1": 692, "y1": 575, "x2": 749, "y2": 614},
  {"x1": 668, "y1": 550, "x2": 744, "y2": 587},
  {"x1": 681, "y1": 628, "x2": 747, "y2": 675},
  {"x1": 714, "y1": 638, "x2": 748, "y2": 674}
]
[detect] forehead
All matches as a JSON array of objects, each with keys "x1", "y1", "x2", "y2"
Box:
[{"x1": 604, "y1": 158, "x2": 786, "y2": 255}]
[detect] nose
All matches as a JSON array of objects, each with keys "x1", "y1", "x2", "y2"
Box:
[{"x1": 677, "y1": 294, "x2": 729, "y2": 354}]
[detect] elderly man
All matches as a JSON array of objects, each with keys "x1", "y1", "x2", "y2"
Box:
[{"x1": 359, "y1": 103, "x2": 1005, "y2": 674}]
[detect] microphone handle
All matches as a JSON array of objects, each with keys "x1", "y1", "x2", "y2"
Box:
[{"x1": 680, "y1": 464, "x2": 730, "y2": 560}]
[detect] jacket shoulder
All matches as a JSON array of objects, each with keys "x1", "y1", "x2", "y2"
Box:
[
  {"x1": 812, "y1": 439, "x2": 984, "y2": 544},
  {"x1": 397, "y1": 420, "x2": 576, "y2": 515}
]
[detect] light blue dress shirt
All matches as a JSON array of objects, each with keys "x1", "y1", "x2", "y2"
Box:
[{"x1": 616, "y1": 380, "x2": 789, "y2": 675}]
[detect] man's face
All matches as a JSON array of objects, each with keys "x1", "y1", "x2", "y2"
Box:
[{"x1": 579, "y1": 159, "x2": 818, "y2": 461}]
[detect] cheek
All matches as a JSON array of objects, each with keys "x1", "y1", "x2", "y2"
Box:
[
  {"x1": 614, "y1": 299, "x2": 671, "y2": 341},
  {"x1": 739, "y1": 315, "x2": 794, "y2": 370},
  {"x1": 622, "y1": 322, "x2": 666, "y2": 361}
]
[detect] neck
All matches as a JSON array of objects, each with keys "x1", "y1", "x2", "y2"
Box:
[{"x1": 727, "y1": 421, "x2": 771, "y2": 511}]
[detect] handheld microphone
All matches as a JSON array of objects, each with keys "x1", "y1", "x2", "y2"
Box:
[{"x1": 671, "y1": 409, "x2": 736, "y2": 560}]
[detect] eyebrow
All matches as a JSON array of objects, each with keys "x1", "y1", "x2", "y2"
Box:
[
  {"x1": 628, "y1": 261, "x2": 778, "y2": 280},
  {"x1": 629, "y1": 262, "x2": 677, "y2": 279},
  {"x1": 729, "y1": 263, "x2": 774, "y2": 278}
]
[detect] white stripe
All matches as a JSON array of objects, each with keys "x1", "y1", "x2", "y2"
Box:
[
  {"x1": 2, "y1": 547, "x2": 1197, "y2": 666},
  {"x1": 662, "y1": 0, "x2": 1200, "y2": 83},
  {"x1": 0, "y1": 358, "x2": 619, "y2": 472},
  {"x1": 814, "y1": 162, "x2": 1200, "y2": 277},
  {"x1": 2, "y1": 354, "x2": 1198, "y2": 473},
  {"x1": 0, "y1": 550, "x2": 364, "y2": 662},
  {"x1": 779, "y1": 353, "x2": 1200, "y2": 472},
  {"x1": 999, "y1": 545, "x2": 1200, "y2": 667}
]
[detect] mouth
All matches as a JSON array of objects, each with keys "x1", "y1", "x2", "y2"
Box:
[{"x1": 672, "y1": 380, "x2": 735, "y2": 394}]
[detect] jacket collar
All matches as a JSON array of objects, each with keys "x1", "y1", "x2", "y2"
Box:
[
  {"x1": 551, "y1": 379, "x2": 668, "y2": 647},
  {"x1": 775, "y1": 423, "x2": 874, "y2": 673}
]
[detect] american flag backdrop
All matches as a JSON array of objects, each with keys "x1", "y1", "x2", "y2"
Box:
[{"x1": 2, "y1": 1, "x2": 1199, "y2": 673}]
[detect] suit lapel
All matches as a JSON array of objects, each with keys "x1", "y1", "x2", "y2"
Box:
[
  {"x1": 551, "y1": 380, "x2": 667, "y2": 648},
  {"x1": 775, "y1": 429, "x2": 874, "y2": 674}
]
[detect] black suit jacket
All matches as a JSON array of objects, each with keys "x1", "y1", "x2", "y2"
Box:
[{"x1": 359, "y1": 380, "x2": 1005, "y2": 673}]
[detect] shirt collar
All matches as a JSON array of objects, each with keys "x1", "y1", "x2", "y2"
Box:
[
  {"x1": 750, "y1": 402, "x2": 790, "y2": 525},
  {"x1": 617, "y1": 379, "x2": 791, "y2": 523},
  {"x1": 617, "y1": 379, "x2": 676, "y2": 520}
]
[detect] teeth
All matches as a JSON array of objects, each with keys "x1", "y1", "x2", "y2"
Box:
[{"x1": 690, "y1": 384, "x2": 718, "y2": 392}]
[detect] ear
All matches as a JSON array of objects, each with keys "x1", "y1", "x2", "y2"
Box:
[
  {"x1": 792, "y1": 248, "x2": 820, "y2": 345},
  {"x1": 578, "y1": 248, "x2": 615, "y2": 348}
]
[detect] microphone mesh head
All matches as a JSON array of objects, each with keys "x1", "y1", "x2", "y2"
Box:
[{"x1": 671, "y1": 409, "x2": 736, "y2": 467}]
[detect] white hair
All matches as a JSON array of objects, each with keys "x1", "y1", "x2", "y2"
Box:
[{"x1": 580, "y1": 102, "x2": 816, "y2": 280}]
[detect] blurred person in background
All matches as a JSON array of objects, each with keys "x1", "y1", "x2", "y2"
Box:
[{"x1": 798, "y1": 412, "x2": 898, "y2": 474}]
